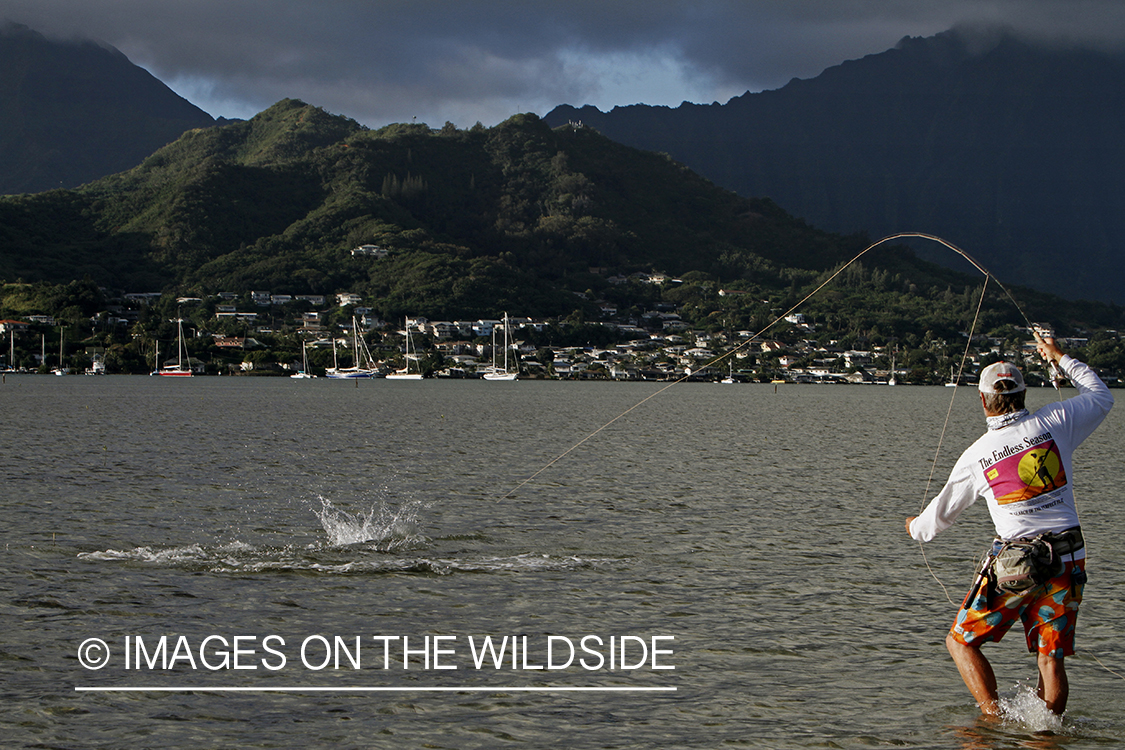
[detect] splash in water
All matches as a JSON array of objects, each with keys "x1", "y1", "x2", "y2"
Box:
[
  {"x1": 313, "y1": 495, "x2": 424, "y2": 549},
  {"x1": 997, "y1": 680, "x2": 1065, "y2": 734},
  {"x1": 77, "y1": 498, "x2": 428, "y2": 572}
]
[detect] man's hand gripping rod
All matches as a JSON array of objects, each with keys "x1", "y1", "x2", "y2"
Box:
[{"x1": 1033, "y1": 327, "x2": 1065, "y2": 392}]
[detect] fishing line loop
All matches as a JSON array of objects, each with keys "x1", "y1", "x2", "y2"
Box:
[{"x1": 503, "y1": 232, "x2": 1025, "y2": 499}]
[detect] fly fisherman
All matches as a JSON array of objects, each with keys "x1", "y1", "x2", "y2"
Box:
[{"x1": 906, "y1": 336, "x2": 1113, "y2": 716}]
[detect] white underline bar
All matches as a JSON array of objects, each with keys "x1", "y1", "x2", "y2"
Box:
[{"x1": 76, "y1": 686, "x2": 676, "y2": 693}]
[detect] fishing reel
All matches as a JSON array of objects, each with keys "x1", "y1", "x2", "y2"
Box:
[{"x1": 1032, "y1": 326, "x2": 1066, "y2": 391}]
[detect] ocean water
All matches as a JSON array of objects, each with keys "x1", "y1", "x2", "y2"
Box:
[{"x1": 2, "y1": 375, "x2": 1122, "y2": 749}]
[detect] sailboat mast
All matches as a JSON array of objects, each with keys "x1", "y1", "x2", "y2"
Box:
[
  {"x1": 405, "y1": 322, "x2": 412, "y2": 371},
  {"x1": 352, "y1": 316, "x2": 359, "y2": 367},
  {"x1": 502, "y1": 312, "x2": 509, "y2": 372}
]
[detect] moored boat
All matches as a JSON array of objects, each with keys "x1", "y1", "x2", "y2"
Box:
[
  {"x1": 482, "y1": 312, "x2": 518, "y2": 381},
  {"x1": 325, "y1": 317, "x2": 378, "y2": 379},
  {"x1": 158, "y1": 318, "x2": 194, "y2": 376}
]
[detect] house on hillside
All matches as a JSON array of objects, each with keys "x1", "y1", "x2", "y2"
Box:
[
  {"x1": 124, "y1": 292, "x2": 162, "y2": 305},
  {"x1": 428, "y1": 321, "x2": 459, "y2": 339},
  {"x1": 351, "y1": 244, "x2": 389, "y2": 258},
  {"x1": 0, "y1": 319, "x2": 29, "y2": 334},
  {"x1": 295, "y1": 294, "x2": 326, "y2": 306}
]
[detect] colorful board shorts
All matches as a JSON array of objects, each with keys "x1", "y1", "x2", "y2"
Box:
[{"x1": 950, "y1": 558, "x2": 1085, "y2": 658}]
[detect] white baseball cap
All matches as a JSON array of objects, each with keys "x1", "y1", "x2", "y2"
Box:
[{"x1": 978, "y1": 361, "x2": 1026, "y2": 394}]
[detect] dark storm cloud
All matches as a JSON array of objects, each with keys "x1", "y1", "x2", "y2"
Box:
[{"x1": 4, "y1": 1, "x2": 1125, "y2": 127}]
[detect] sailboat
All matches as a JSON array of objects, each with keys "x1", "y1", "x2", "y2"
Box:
[
  {"x1": 385, "y1": 320, "x2": 424, "y2": 379},
  {"x1": 51, "y1": 327, "x2": 69, "y2": 375},
  {"x1": 483, "y1": 312, "x2": 517, "y2": 381},
  {"x1": 158, "y1": 318, "x2": 194, "y2": 376},
  {"x1": 720, "y1": 360, "x2": 736, "y2": 384},
  {"x1": 887, "y1": 349, "x2": 897, "y2": 386},
  {"x1": 325, "y1": 317, "x2": 377, "y2": 379},
  {"x1": 291, "y1": 340, "x2": 317, "y2": 378}
]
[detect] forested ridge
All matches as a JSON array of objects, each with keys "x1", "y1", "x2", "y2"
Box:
[{"x1": 545, "y1": 27, "x2": 1125, "y2": 305}]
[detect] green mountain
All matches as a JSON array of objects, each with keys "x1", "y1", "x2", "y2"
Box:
[
  {"x1": 0, "y1": 99, "x2": 853, "y2": 316},
  {"x1": 0, "y1": 21, "x2": 216, "y2": 195},
  {"x1": 1, "y1": 99, "x2": 1121, "y2": 344}
]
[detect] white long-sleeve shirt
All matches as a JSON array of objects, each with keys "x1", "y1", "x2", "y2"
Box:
[{"x1": 909, "y1": 355, "x2": 1113, "y2": 555}]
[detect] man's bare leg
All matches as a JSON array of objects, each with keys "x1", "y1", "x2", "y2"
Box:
[
  {"x1": 946, "y1": 633, "x2": 1001, "y2": 715},
  {"x1": 1036, "y1": 653, "x2": 1068, "y2": 714}
]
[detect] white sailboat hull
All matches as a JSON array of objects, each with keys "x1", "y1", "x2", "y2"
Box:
[{"x1": 325, "y1": 369, "x2": 375, "y2": 379}]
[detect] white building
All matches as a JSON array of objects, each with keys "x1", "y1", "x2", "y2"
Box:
[{"x1": 351, "y1": 244, "x2": 389, "y2": 258}]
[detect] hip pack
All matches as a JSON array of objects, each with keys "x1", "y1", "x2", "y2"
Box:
[
  {"x1": 988, "y1": 527, "x2": 1082, "y2": 593},
  {"x1": 991, "y1": 538, "x2": 1059, "y2": 592}
]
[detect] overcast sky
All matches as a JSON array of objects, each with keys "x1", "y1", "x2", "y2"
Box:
[{"x1": 5, "y1": 1, "x2": 1125, "y2": 128}]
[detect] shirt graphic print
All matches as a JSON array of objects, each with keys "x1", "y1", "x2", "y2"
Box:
[{"x1": 984, "y1": 438, "x2": 1067, "y2": 506}]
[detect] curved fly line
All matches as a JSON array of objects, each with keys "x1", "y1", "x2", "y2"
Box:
[{"x1": 502, "y1": 232, "x2": 1038, "y2": 501}]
